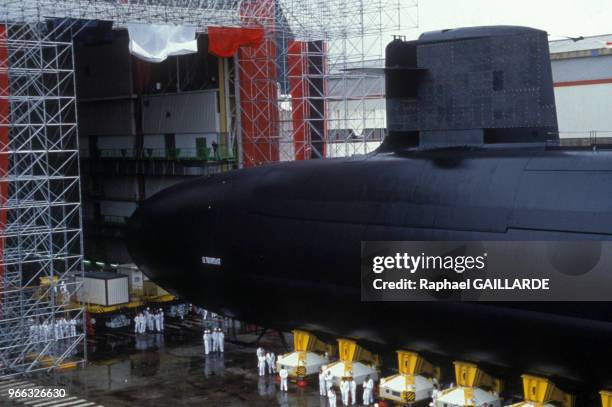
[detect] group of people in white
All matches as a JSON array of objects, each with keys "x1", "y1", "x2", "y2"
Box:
[
  {"x1": 256, "y1": 347, "x2": 277, "y2": 377},
  {"x1": 256, "y1": 347, "x2": 289, "y2": 392},
  {"x1": 203, "y1": 328, "x2": 225, "y2": 354},
  {"x1": 28, "y1": 317, "x2": 78, "y2": 342},
  {"x1": 318, "y1": 369, "x2": 375, "y2": 406},
  {"x1": 133, "y1": 307, "x2": 164, "y2": 334}
]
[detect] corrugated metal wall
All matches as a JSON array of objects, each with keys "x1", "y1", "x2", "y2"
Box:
[
  {"x1": 555, "y1": 83, "x2": 612, "y2": 134},
  {"x1": 142, "y1": 90, "x2": 219, "y2": 134},
  {"x1": 552, "y1": 54, "x2": 612, "y2": 135}
]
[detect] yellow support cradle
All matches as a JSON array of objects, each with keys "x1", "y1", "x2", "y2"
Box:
[
  {"x1": 337, "y1": 338, "x2": 379, "y2": 364},
  {"x1": 454, "y1": 361, "x2": 503, "y2": 394},
  {"x1": 601, "y1": 391, "x2": 612, "y2": 407},
  {"x1": 520, "y1": 375, "x2": 574, "y2": 407},
  {"x1": 293, "y1": 330, "x2": 336, "y2": 356},
  {"x1": 398, "y1": 350, "x2": 440, "y2": 379}
]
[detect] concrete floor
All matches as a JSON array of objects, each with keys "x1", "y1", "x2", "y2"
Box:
[{"x1": 20, "y1": 317, "x2": 355, "y2": 407}]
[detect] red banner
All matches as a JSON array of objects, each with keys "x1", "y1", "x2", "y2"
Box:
[{"x1": 208, "y1": 26, "x2": 265, "y2": 58}]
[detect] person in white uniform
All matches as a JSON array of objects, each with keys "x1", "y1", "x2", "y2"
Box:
[
  {"x1": 154, "y1": 311, "x2": 162, "y2": 332},
  {"x1": 212, "y1": 328, "x2": 220, "y2": 352},
  {"x1": 159, "y1": 308, "x2": 164, "y2": 332},
  {"x1": 147, "y1": 309, "x2": 154, "y2": 331},
  {"x1": 362, "y1": 376, "x2": 371, "y2": 406},
  {"x1": 349, "y1": 378, "x2": 357, "y2": 405},
  {"x1": 328, "y1": 388, "x2": 337, "y2": 406},
  {"x1": 279, "y1": 365, "x2": 289, "y2": 392},
  {"x1": 367, "y1": 376, "x2": 375, "y2": 404},
  {"x1": 70, "y1": 318, "x2": 77, "y2": 337},
  {"x1": 217, "y1": 328, "x2": 224, "y2": 352},
  {"x1": 340, "y1": 378, "x2": 349, "y2": 406},
  {"x1": 265, "y1": 352, "x2": 273, "y2": 374},
  {"x1": 325, "y1": 370, "x2": 333, "y2": 396},
  {"x1": 258, "y1": 353, "x2": 267, "y2": 376},
  {"x1": 203, "y1": 330, "x2": 211, "y2": 355},
  {"x1": 318, "y1": 368, "x2": 327, "y2": 396}
]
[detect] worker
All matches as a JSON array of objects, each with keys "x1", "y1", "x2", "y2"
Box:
[
  {"x1": 319, "y1": 367, "x2": 327, "y2": 396},
  {"x1": 60, "y1": 281, "x2": 69, "y2": 303},
  {"x1": 211, "y1": 328, "x2": 219, "y2": 352},
  {"x1": 158, "y1": 308, "x2": 164, "y2": 332},
  {"x1": 270, "y1": 352, "x2": 276, "y2": 373},
  {"x1": 363, "y1": 375, "x2": 372, "y2": 406},
  {"x1": 139, "y1": 313, "x2": 146, "y2": 334},
  {"x1": 365, "y1": 375, "x2": 375, "y2": 405},
  {"x1": 42, "y1": 321, "x2": 49, "y2": 342},
  {"x1": 203, "y1": 329, "x2": 211, "y2": 355},
  {"x1": 70, "y1": 318, "x2": 77, "y2": 337},
  {"x1": 218, "y1": 328, "x2": 224, "y2": 353},
  {"x1": 265, "y1": 352, "x2": 271, "y2": 373},
  {"x1": 349, "y1": 377, "x2": 356, "y2": 405},
  {"x1": 340, "y1": 378, "x2": 349, "y2": 406},
  {"x1": 257, "y1": 346, "x2": 264, "y2": 359},
  {"x1": 59, "y1": 318, "x2": 66, "y2": 338},
  {"x1": 154, "y1": 311, "x2": 162, "y2": 332},
  {"x1": 325, "y1": 370, "x2": 334, "y2": 396},
  {"x1": 53, "y1": 319, "x2": 60, "y2": 339},
  {"x1": 279, "y1": 365, "x2": 289, "y2": 392},
  {"x1": 258, "y1": 353, "x2": 267, "y2": 376},
  {"x1": 133, "y1": 314, "x2": 139, "y2": 334},
  {"x1": 29, "y1": 322, "x2": 37, "y2": 342},
  {"x1": 328, "y1": 388, "x2": 337, "y2": 407},
  {"x1": 147, "y1": 308, "x2": 154, "y2": 331}
]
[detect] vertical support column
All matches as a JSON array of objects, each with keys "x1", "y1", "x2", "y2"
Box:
[
  {"x1": 287, "y1": 40, "x2": 328, "y2": 160},
  {"x1": 218, "y1": 57, "x2": 232, "y2": 169},
  {"x1": 0, "y1": 24, "x2": 9, "y2": 310},
  {"x1": 307, "y1": 40, "x2": 327, "y2": 159},
  {"x1": 238, "y1": 0, "x2": 279, "y2": 167},
  {"x1": 288, "y1": 40, "x2": 309, "y2": 160}
]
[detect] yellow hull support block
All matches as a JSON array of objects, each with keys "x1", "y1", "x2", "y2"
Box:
[
  {"x1": 276, "y1": 330, "x2": 335, "y2": 378},
  {"x1": 435, "y1": 361, "x2": 502, "y2": 407},
  {"x1": 322, "y1": 338, "x2": 380, "y2": 386},
  {"x1": 509, "y1": 375, "x2": 574, "y2": 407},
  {"x1": 379, "y1": 350, "x2": 441, "y2": 404}
]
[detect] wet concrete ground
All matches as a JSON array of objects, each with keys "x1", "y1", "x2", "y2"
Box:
[{"x1": 26, "y1": 317, "x2": 349, "y2": 407}]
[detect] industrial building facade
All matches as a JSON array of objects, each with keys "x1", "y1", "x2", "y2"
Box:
[{"x1": 550, "y1": 34, "x2": 612, "y2": 139}]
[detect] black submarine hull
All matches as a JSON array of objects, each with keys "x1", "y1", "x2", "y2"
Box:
[{"x1": 127, "y1": 148, "x2": 612, "y2": 394}]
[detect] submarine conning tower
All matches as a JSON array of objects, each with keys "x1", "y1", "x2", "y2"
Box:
[{"x1": 384, "y1": 26, "x2": 559, "y2": 150}]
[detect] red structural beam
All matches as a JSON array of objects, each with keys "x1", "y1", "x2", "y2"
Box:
[{"x1": 554, "y1": 78, "x2": 612, "y2": 88}]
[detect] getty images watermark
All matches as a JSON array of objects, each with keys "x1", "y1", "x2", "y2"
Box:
[{"x1": 361, "y1": 241, "x2": 612, "y2": 302}]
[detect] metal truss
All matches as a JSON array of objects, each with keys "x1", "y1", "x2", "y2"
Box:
[
  {"x1": 0, "y1": 19, "x2": 86, "y2": 378},
  {"x1": 233, "y1": 0, "x2": 419, "y2": 163}
]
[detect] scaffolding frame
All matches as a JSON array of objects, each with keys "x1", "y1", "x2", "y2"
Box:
[
  {"x1": 0, "y1": 0, "x2": 417, "y2": 376},
  {"x1": 0, "y1": 17, "x2": 87, "y2": 377},
  {"x1": 232, "y1": 0, "x2": 418, "y2": 164}
]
